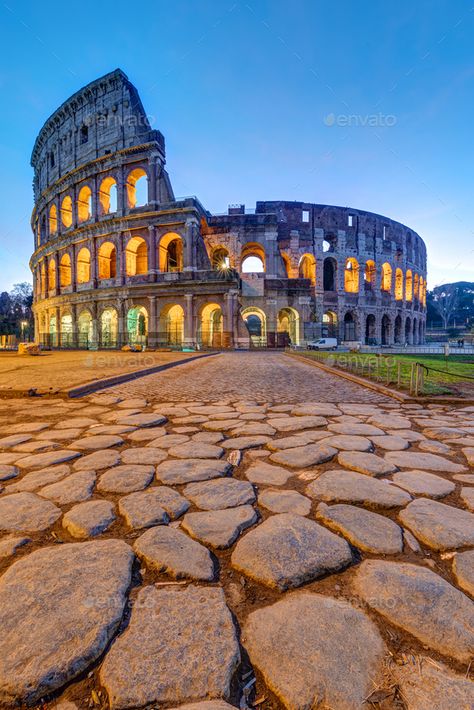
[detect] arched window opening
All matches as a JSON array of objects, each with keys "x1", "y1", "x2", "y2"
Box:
[
  {"x1": 211, "y1": 247, "x2": 230, "y2": 271},
  {"x1": 412, "y1": 318, "x2": 418, "y2": 345},
  {"x1": 322, "y1": 311, "x2": 338, "y2": 338},
  {"x1": 127, "y1": 306, "x2": 148, "y2": 346},
  {"x1": 199, "y1": 303, "x2": 223, "y2": 347},
  {"x1": 160, "y1": 304, "x2": 184, "y2": 346},
  {"x1": 76, "y1": 247, "x2": 91, "y2": 284},
  {"x1": 394, "y1": 315, "x2": 403, "y2": 344},
  {"x1": 40, "y1": 262, "x2": 46, "y2": 297},
  {"x1": 49, "y1": 204, "x2": 58, "y2": 235},
  {"x1": 77, "y1": 310, "x2": 93, "y2": 348},
  {"x1": 381, "y1": 263, "x2": 392, "y2": 292},
  {"x1": 405, "y1": 317, "x2": 412, "y2": 345},
  {"x1": 59, "y1": 253, "x2": 71, "y2": 287},
  {"x1": 323, "y1": 258, "x2": 336, "y2": 291},
  {"x1": 80, "y1": 125, "x2": 89, "y2": 144},
  {"x1": 414, "y1": 273, "x2": 420, "y2": 300},
  {"x1": 277, "y1": 307, "x2": 300, "y2": 346},
  {"x1": 126, "y1": 168, "x2": 148, "y2": 209},
  {"x1": 381, "y1": 314, "x2": 391, "y2": 345},
  {"x1": 405, "y1": 270, "x2": 413, "y2": 302},
  {"x1": 60, "y1": 196, "x2": 73, "y2": 228},
  {"x1": 281, "y1": 252, "x2": 292, "y2": 278},
  {"x1": 343, "y1": 312, "x2": 356, "y2": 341},
  {"x1": 299, "y1": 254, "x2": 316, "y2": 285},
  {"x1": 159, "y1": 233, "x2": 183, "y2": 272},
  {"x1": 60, "y1": 314, "x2": 73, "y2": 347},
  {"x1": 77, "y1": 186, "x2": 92, "y2": 223},
  {"x1": 365, "y1": 314, "x2": 376, "y2": 345},
  {"x1": 126, "y1": 236, "x2": 148, "y2": 276},
  {"x1": 98, "y1": 242, "x2": 117, "y2": 279},
  {"x1": 100, "y1": 308, "x2": 118, "y2": 348},
  {"x1": 395, "y1": 268, "x2": 404, "y2": 300},
  {"x1": 49, "y1": 315, "x2": 58, "y2": 347},
  {"x1": 241, "y1": 243, "x2": 265, "y2": 273},
  {"x1": 242, "y1": 307, "x2": 267, "y2": 346},
  {"x1": 48, "y1": 259, "x2": 56, "y2": 291},
  {"x1": 364, "y1": 260, "x2": 376, "y2": 289},
  {"x1": 99, "y1": 176, "x2": 118, "y2": 215},
  {"x1": 344, "y1": 258, "x2": 359, "y2": 293}
]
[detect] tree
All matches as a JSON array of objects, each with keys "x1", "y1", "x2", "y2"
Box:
[{"x1": 427, "y1": 281, "x2": 474, "y2": 329}]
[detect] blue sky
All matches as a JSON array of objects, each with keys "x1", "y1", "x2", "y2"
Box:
[{"x1": 0, "y1": 0, "x2": 473, "y2": 290}]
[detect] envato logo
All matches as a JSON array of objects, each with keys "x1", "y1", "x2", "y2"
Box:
[
  {"x1": 324, "y1": 112, "x2": 397, "y2": 128},
  {"x1": 84, "y1": 113, "x2": 156, "y2": 129},
  {"x1": 83, "y1": 353, "x2": 157, "y2": 369}
]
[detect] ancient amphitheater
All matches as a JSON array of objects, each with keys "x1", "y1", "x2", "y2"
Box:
[{"x1": 30, "y1": 69, "x2": 427, "y2": 349}]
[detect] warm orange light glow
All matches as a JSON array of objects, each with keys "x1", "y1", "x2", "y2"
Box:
[
  {"x1": 364, "y1": 260, "x2": 376, "y2": 287},
  {"x1": 60, "y1": 196, "x2": 73, "y2": 228},
  {"x1": 414, "y1": 273, "x2": 419, "y2": 300},
  {"x1": 59, "y1": 253, "x2": 71, "y2": 287},
  {"x1": 48, "y1": 259, "x2": 56, "y2": 290},
  {"x1": 99, "y1": 176, "x2": 118, "y2": 215},
  {"x1": 126, "y1": 236, "x2": 148, "y2": 276},
  {"x1": 77, "y1": 247, "x2": 91, "y2": 283},
  {"x1": 344, "y1": 257, "x2": 359, "y2": 293},
  {"x1": 126, "y1": 168, "x2": 147, "y2": 209},
  {"x1": 49, "y1": 204, "x2": 58, "y2": 235},
  {"x1": 159, "y1": 232, "x2": 183, "y2": 272},
  {"x1": 381, "y1": 262, "x2": 392, "y2": 292},
  {"x1": 98, "y1": 241, "x2": 117, "y2": 279},
  {"x1": 395, "y1": 268, "x2": 404, "y2": 300},
  {"x1": 77, "y1": 186, "x2": 92, "y2": 223},
  {"x1": 299, "y1": 254, "x2": 316, "y2": 286},
  {"x1": 405, "y1": 269, "x2": 413, "y2": 301}
]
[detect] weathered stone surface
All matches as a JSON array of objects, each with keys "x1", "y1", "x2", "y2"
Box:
[
  {"x1": 146, "y1": 434, "x2": 190, "y2": 449},
  {"x1": 266, "y1": 431, "x2": 331, "y2": 450},
  {"x1": 182, "y1": 505, "x2": 257, "y2": 548},
  {"x1": 243, "y1": 592, "x2": 387, "y2": 709},
  {"x1": 0, "y1": 492, "x2": 61, "y2": 532},
  {"x1": 461, "y1": 486, "x2": 474, "y2": 511},
  {"x1": 97, "y1": 465, "x2": 154, "y2": 494},
  {"x1": 328, "y1": 422, "x2": 385, "y2": 437},
  {"x1": 353, "y1": 560, "x2": 474, "y2": 664},
  {"x1": 156, "y1": 459, "x2": 231, "y2": 485},
  {"x1": 221, "y1": 435, "x2": 271, "y2": 450},
  {"x1": 270, "y1": 415, "x2": 327, "y2": 432},
  {"x1": 269, "y1": 443, "x2": 337, "y2": 468},
  {"x1": 62, "y1": 500, "x2": 116, "y2": 538},
  {"x1": 118, "y1": 486, "x2": 189, "y2": 528},
  {"x1": 0, "y1": 536, "x2": 31, "y2": 559},
  {"x1": 453, "y1": 473, "x2": 474, "y2": 484},
  {"x1": 119, "y1": 447, "x2": 167, "y2": 465},
  {"x1": 385, "y1": 451, "x2": 466, "y2": 473},
  {"x1": 453, "y1": 550, "x2": 474, "y2": 596},
  {"x1": 127, "y1": 426, "x2": 167, "y2": 442},
  {"x1": 369, "y1": 414, "x2": 411, "y2": 430},
  {"x1": 0, "y1": 465, "x2": 19, "y2": 481},
  {"x1": 245, "y1": 461, "x2": 293, "y2": 486},
  {"x1": 307, "y1": 469, "x2": 412, "y2": 508},
  {"x1": 370, "y1": 435, "x2": 409, "y2": 451},
  {"x1": 192, "y1": 431, "x2": 224, "y2": 444},
  {"x1": 392, "y1": 656, "x2": 474, "y2": 710},
  {"x1": 116, "y1": 413, "x2": 167, "y2": 428},
  {"x1": 0, "y1": 434, "x2": 32, "y2": 448},
  {"x1": 134, "y1": 526, "x2": 214, "y2": 581},
  {"x1": 183, "y1": 478, "x2": 255, "y2": 510},
  {"x1": 168, "y1": 442, "x2": 224, "y2": 459},
  {"x1": 73, "y1": 449, "x2": 121, "y2": 471},
  {"x1": 391, "y1": 470, "x2": 455, "y2": 498},
  {"x1": 316, "y1": 502, "x2": 403, "y2": 554},
  {"x1": 16, "y1": 449, "x2": 80, "y2": 470},
  {"x1": 68, "y1": 435, "x2": 124, "y2": 451},
  {"x1": 399, "y1": 498, "x2": 474, "y2": 550},
  {"x1": 232, "y1": 513, "x2": 352, "y2": 590},
  {"x1": 37, "y1": 428, "x2": 84, "y2": 441},
  {"x1": 0, "y1": 540, "x2": 134, "y2": 705},
  {"x1": 100, "y1": 585, "x2": 240, "y2": 709},
  {"x1": 39, "y1": 471, "x2": 96, "y2": 505},
  {"x1": 258, "y1": 488, "x2": 311, "y2": 516},
  {"x1": 169, "y1": 703, "x2": 236, "y2": 710},
  {"x1": 418, "y1": 439, "x2": 452, "y2": 454},
  {"x1": 323, "y1": 435, "x2": 373, "y2": 452},
  {"x1": 462, "y1": 447, "x2": 474, "y2": 466},
  {"x1": 291, "y1": 403, "x2": 342, "y2": 416},
  {"x1": 230, "y1": 422, "x2": 276, "y2": 437},
  {"x1": 55, "y1": 417, "x2": 98, "y2": 429},
  {"x1": 337, "y1": 451, "x2": 397, "y2": 476}
]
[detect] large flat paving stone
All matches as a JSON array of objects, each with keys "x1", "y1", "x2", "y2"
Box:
[
  {"x1": 116, "y1": 413, "x2": 167, "y2": 428},
  {"x1": 0, "y1": 434, "x2": 32, "y2": 448},
  {"x1": 369, "y1": 435, "x2": 410, "y2": 450},
  {"x1": 328, "y1": 422, "x2": 385, "y2": 437},
  {"x1": 118, "y1": 486, "x2": 189, "y2": 528},
  {"x1": 323, "y1": 434, "x2": 373, "y2": 452},
  {"x1": 243, "y1": 592, "x2": 387, "y2": 710},
  {"x1": 231, "y1": 513, "x2": 352, "y2": 590},
  {"x1": 73, "y1": 449, "x2": 121, "y2": 471},
  {"x1": 258, "y1": 489, "x2": 312, "y2": 516},
  {"x1": 0, "y1": 536, "x2": 31, "y2": 560},
  {"x1": 183, "y1": 478, "x2": 255, "y2": 510},
  {"x1": 270, "y1": 415, "x2": 327, "y2": 432},
  {"x1": 245, "y1": 461, "x2": 294, "y2": 486},
  {"x1": 100, "y1": 585, "x2": 240, "y2": 709},
  {"x1": 316, "y1": 502, "x2": 403, "y2": 554},
  {"x1": 168, "y1": 442, "x2": 224, "y2": 459},
  {"x1": 385, "y1": 451, "x2": 466, "y2": 473},
  {"x1": 221, "y1": 436, "x2": 271, "y2": 450},
  {"x1": 16, "y1": 449, "x2": 81, "y2": 470},
  {"x1": 392, "y1": 656, "x2": 474, "y2": 710},
  {"x1": 169, "y1": 703, "x2": 236, "y2": 710},
  {"x1": 39, "y1": 470, "x2": 96, "y2": 505},
  {"x1": 116, "y1": 447, "x2": 167, "y2": 466},
  {"x1": 62, "y1": 500, "x2": 116, "y2": 538},
  {"x1": 182, "y1": 505, "x2": 257, "y2": 548},
  {"x1": 391, "y1": 470, "x2": 455, "y2": 498},
  {"x1": 337, "y1": 451, "x2": 397, "y2": 476},
  {"x1": 6, "y1": 464, "x2": 70, "y2": 493},
  {"x1": 399, "y1": 498, "x2": 474, "y2": 550},
  {"x1": 453, "y1": 550, "x2": 474, "y2": 596},
  {"x1": 461, "y1": 486, "x2": 474, "y2": 511},
  {"x1": 156, "y1": 459, "x2": 231, "y2": 485},
  {"x1": 97, "y1": 465, "x2": 154, "y2": 494},
  {"x1": 0, "y1": 492, "x2": 61, "y2": 532},
  {"x1": 134, "y1": 526, "x2": 215, "y2": 581},
  {"x1": 306, "y1": 469, "x2": 412, "y2": 508},
  {"x1": 68, "y1": 435, "x2": 124, "y2": 451},
  {"x1": 353, "y1": 560, "x2": 474, "y2": 664},
  {"x1": 0, "y1": 540, "x2": 134, "y2": 705},
  {"x1": 269, "y1": 443, "x2": 337, "y2": 468}
]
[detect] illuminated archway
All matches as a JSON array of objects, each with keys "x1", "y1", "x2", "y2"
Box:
[
  {"x1": 241, "y1": 306, "x2": 267, "y2": 345},
  {"x1": 159, "y1": 304, "x2": 184, "y2": 346},
  {"x1": 49, "y1": 314, "x2": 58, "y2": 347},
  {"x1": 100, "y1": 308, "x2": 118, "y2": 348},
  {"x1": 211, "y1": 246, "x2": 230, "y2": 270},
  {"x1": 322, "y1": 310, "x2": 337, "y2": 338},
  {"x1": 76, "y1": 247, "x2": 91, "y2": 284},
  {"x1": 40, "y1": 261, "x2": 46, "y2": 297},
  {"x1": 126, "y1": 236, "x2": 148, "y2": 276},
  {"x1": 281, "y1": 252, "x2": 292, "y2": 278},
  {"x1": 405, "y1": 270, "x2": 413, "y2": 301},
  {"x1": 98, "y1": 242, "x2": 117, "y2": 279},
  {"x1": 48, "y1": 259, "x2": 56, "y2": 291},
  {"x1": 59, "y1": 253, "x2": 71, "y2": 287},
  {"x1": 127, "y1": 306, "x2": 148, "y2": 346},
  {"x1": 77, "y1": 186, "x2": 92, "y2": 223},
  {"x1": 364, "y1": 260, "x2": 376, "y2": 288},
  {"x1": 60, "y1": 313, "x2": 73, "y2": 347},
  {"x1": 159, "y1": 232, "x2": 183, "y2": 272},
  {"x1": 414, "y1": 273, "x2": 420, "y2": 300},
  {"x1": 299, "y1": 254, "x2": 316, "y2": 285},
  {"x1": 395, "y1": 268, "x2": 404, "y2": 300},
  {"x1": 365, "y1": 314, "x2": 376, "y2": 345},
  {"x1": 394, "y1": 314, "x2": 403, "y2": 343},
  {"x1": 381, "y1": 263, "x2": 392, "y2": 292},
  {"x1": 98, "y1": 176, "x2": 118, "y2": 215},
  {"x1": 49, "y1": 204, "x2": 58, "y2": 235},
  {"x1": 343, "y1": 312, "x2": 357, "y2": 341},
  {"x1": 381, "y1": 314, "x2": 391, "y2": 345},
  {"x1": 77, "y1": 310, "x2": 93, "y2": 347},
  {"x1": 344, "y1": 258, "x2": 359, "y2": 293},
  {"x1": 60, "y1": 196, "x2": 73, "y2": 228},
  {"x1": 126, "y1": 168, "x2": 148, "y2": 208},
  {"x1": 277, "y1": 307, "x2": 300, "y2": 345},
  {"x1": 199, "y1": 303, "x2": 223, "y2": 347},
  {"x1": 241, "y1": 243, "x2": 265, "y2": 273}
]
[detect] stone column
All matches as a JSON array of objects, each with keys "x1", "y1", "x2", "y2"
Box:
[
  {"x1": 184, "y1": 293, "x2": 195, "y2": 346},
  {"x1": 54, "y1": 252, "x2": 60, "y2": 296},
  {"x1": 55, "y1": 306, "x2": 61, "y2": 348},
  {"x1": 148, "y1": 226, "x2": 157, "y2": 281},
  {"x1": 148, "y1": 157, "x2": 158, "y2": 207},
  {"x1": 119, "y1": 232, "x2": 128, "y2": 285},
  {"x1": 224, "y1": 291, "x2": 236, "y2": 348},
  {"x1": 71, "y1": 303, "x2": 78, "y2": 348},
  {"x1": 265, "y1": 230, "x2": 278, "y2": 278},
  {"x1": 43, "y1": 259, "x2": 49, "y2": 297},
  {"x1": 117, "y1": 166, "x2": 126, "y2": 215},
  {"x1": 118, "y1": 299, "x2": 127, "y2": 348},
  {"x1": 70, "y1": 245, "x2": 77, "y2": 291},
  {"x1": 90, "y1": 238, "x2": 98, "y2": 288},
  {"x1": 184, "y1": 220, "x2": 197, "y2": 272},
  {"x1": 92, "y1": 175, "x2": 99, "y2": 221},
  {"x1": 148, "y1": 295, "x2": 158, "y2": 348}
]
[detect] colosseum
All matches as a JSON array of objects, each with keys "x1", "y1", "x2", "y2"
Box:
[{"x1": 30, "y1": 69, "x2": 427, "y2": 350}]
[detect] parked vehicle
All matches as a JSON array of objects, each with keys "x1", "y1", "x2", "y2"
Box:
[{"x1": 307, "y1": 338, "x2": 338, "y2": 351}]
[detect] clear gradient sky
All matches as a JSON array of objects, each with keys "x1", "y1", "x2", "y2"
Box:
[{"x1": 0, "y1": 0, "x2": 473, "y2": 291}]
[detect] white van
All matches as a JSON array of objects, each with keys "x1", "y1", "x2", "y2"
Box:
[{"x1": 307, "y1": 338, "x2": 338, "y2": 351}]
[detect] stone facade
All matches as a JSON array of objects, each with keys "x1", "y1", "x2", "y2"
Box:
[{"x1": 30, "y1": 69, "x2": 427, "y2": 349}]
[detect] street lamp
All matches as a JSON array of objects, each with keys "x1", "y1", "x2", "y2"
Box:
[{"x1": 20, "y1": 320, "x2": 28, "y2": 341}]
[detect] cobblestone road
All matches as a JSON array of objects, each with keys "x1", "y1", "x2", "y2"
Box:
[{"x1": 106, "y1": 351, "x2": 392, "y2": 403}]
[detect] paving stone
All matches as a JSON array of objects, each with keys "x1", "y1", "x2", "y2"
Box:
[
  {"x1": 316, "y1": 502, "x2": 403, "y2": 554},
  {"x1": 100, "y1": 585, "x2": 240, "y2": 709},
  {"x1": 39, "y1": 470, "x2": 96, "y2": 505},
  {"x1": 322, "y1": 434, "x2": 372, "y2": 452},
  {"x1": 73, "y1": 449, "x2": 121, "y2": 471},
  {"x1": 337, "y1": 451, "x2": 397, "y2": 476},
  {"x1": 36, "y1": 428, "x2": 85, "y2": 442},
  {"x1": 245, "y1": 461, "x2": 294, "y2": 486},
  {"x1": 188, "y1": 405, "x2": 235, "y2": 415},
  {"x1": 203, "y1": 419, "x2": 243, "y2": 432},
  {"x1": 168, "y1": 442, "x2": 224, "y2": 459},
  {"x1": 370, "y1": 435, "x2": 410, "y2": 450},
  {"x1": 97, "y1": 465, "x2": 154, "y2": 494},
  {"x1": 0, "y1": 465, "x2": 19, "y2": 481},
  {"x1": 3, "y1": 422, "x2": 49, "y2": 434},
  {"x1": 369, "y1": 414, "x2": 411, "y2": 429},
  {"x1": 182, "y1": 505, "x2": 257, "y2": 548},
  {"x1": 306, "y1": 469, "x2": 412, "y2": 508},
  {"x1": 385, "y1": 451, "x2": 466, "y2": 473},
  {"x1": 14, "y1": 440, "x2": 61, "y2": 453},
  {"x1": 0, "y1": 434, "x2": 32, "y2": 448},
  {"x1": 243, "y1": 592, "x2": 386, "y2": 710},
  {"x1": 156, "y1": 459, "x2": 232, "y2": 485},
  {"x1": 169, "y1": 703, "x2": 236, "y2": 710},
  {"x1": 118, "y1": 486, "x2": 189, "y2": 528},
  {"x1": 221, "y1": 435, "x2": 271, "y2": 450},
  {"x1": 134, "y1": 526, "x2": 215, "y2": 581},
  {"x1": 85, "y1": 424, "x2": 136, "y2": 435},
  {"x1": 0, "y1": 540, "x2": 134, "y2": 705},
  {"x1": 184, "y1": 478, "x2": 255, "y2": 510},
  {"x1": 266, "y1": 432, "x2": 331, "y2": 450},
  {"x1": 391, "y1": 429, "x2": 426, "y2": 442},
  {"x1": 391, "y1": 470, "x2": 455, "y2": 498},
  {"x1": 55, "y1": 417, "x2": 99, "y2": 429},
  {"x1": 328, "y1": 422, "x2": 385, "y2": 437},
  {"x1": 403, "y1": 529, "x2": 421, "y2": 553},
  {"x1": 15, "y1": 449, "x2": 81, "y2": 470},
  {"x1": 230, "y1": 422, "x2": 276, "y2": 437},
  {"x1": 258, "y1": 489, "x2": 311, "y2": 516},
  {"x1": 291, "y1": 403, "x2": 342, "y2": 416},
  {"x1": 399, "y1": 498, "x2": 474, "y2": 550},
  {"x1": 453, "y1": 473, "x2": 474, "y2": 484},
  {"x1": 67, "y1": 435, "x2": 124, "y2": 451},
  {"x1": 353, "y1": 560, "x2": 474, "y2": 664},
  {"x1": 269, "y1": 443, "x2": 337, "y2": 468},
  {"x1": 127, "y1": 427, "x2": 167, "y2": 442},
  {"x1": 463, "y1": 447, "x2": 474, "y2": 466},
  {"x1": 117, "y1": 397, "x2": 148, "y2": 408},
  {"x1": 392, "y1": 656, "x2": 474, "y2": 710},
  {"x1": 232, "y1": 513, "x2": 352, "y2": 590},
  {"x1": 0, "y1": 536, "x2": 31, "y2": 559},
  {"x1": 453, "y1": 550, "x2": 474, "y2": 596},
  {"x1": 418, "y1": 439, "x2": 452, "y2": 455},
  {"x1": 62, "y1": 500, "x2": 116, "y2": 538},
  {"x1": 461, "y1": 486, "x2": 474, "y2": 511},
  {"x1": 0, "y1": 492, "x2": 61, "y2": 532},
  {"x1": 120, "y1": 447, "x2": 167, "y2": 465},
  {"x1": 192, "y1": 431, "x2": 224, "y2": 444},
  {"x1": 270, "y1": 415, "x2": 327, "y2": 432},
  {"x1": 0, "y1": 453, "x2": 23, "y2": 465},
  {"x1": 116, "y1": 413, "x2": 167, "y2": 428},
  {"x1": 146, "y1": 434, "x2": 190, "y2": 449},
  {"x1": 172, "y1": 415, "x2": 208, "y2": 425}
]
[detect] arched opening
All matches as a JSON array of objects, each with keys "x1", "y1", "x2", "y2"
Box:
[
  {"x1": 343, "y1": 312, "x2": 357, "y2": 341},
  {"x1": 405, "y1": 270, "x2": 413, "y2": 302},
  {"x1": 344, "y1": 258, "x2": 359, "y2": 293},
  {"x1": 381, "y1": 263, "x2": 392, "y2": 292},
  {"x1": 323, "y1": 258, "x2": 337, "y2": 291},
  {"x1": 412, "y1": 318, "x2": 418, "y2": 345},
  {"x1": 100, "y1": 308, "x2": 118, "y2": 348},
  {"x1": 126, "y1": 168, "x2": 148, "y2": 209},
  {"x1": 277, "y1": 307, "x2": 300, "y2": 346},
  {"x1": 60, "y1": 313, "x2": 73, "y2": 347},
  {"x1": 281, "y1": 252, "x2": 292, "y2": 278},
  {"x1": 40, "y1": 262, "x2": 46, "y2": 298},
  {"x1": 98, "y1": 176, "x2": 118, "y2": 215},
  {"x1": 77, "y1": 310, "x2": 93, "y2": 348},
  {"x1": 365, "y1": 314, "x2": 376, "y2": 345},
  {"x1": 98, "y1": 242, "x2": 117, "y2": 280},
  {"x1": 159, "y1": 304, "x2": 184, "y2": 346},
  {"x1": 414, "y1": 273, "x2": 420, "y2": 301},
  {"x1": 77, "y1": 186, "x2": 92, "y2": 223},
  {"x1": 76, "y1": 247, "x2": 91, "y2": 284},
  {"x1": 241, "y1": 243, "x2": 265, "y2": 273},
  {"x1": 395, "y1": 268, "x2": 404, "y2": 300},
  {"x1": 48, "y1": 259, "x2": 56, "y2": 291},
  {"x1": 49, "y1": 204, "x2": 58, "y2": 235},
  {"x1": 159, "y1": 232, "x2": 183, "y2": 272},
  {"x1": 381, "y1": 314, "x2": 391, "y2": 345},
  {"x1": 59, "y1": 253, "x2": 71, "y2": 288},
  {"x1": 418, "y1": 320, "x2": 423, "y2": 343},
  {"x1": 126, "y1": 236, "x2": 148, "y2": 276},
  {"x1": 419, "y1": 277, "x2": 425, "y2": 306},
  {"x1": 405, "y1": 317, "x2": 412, "y2": 345},
  {"x1": 394, "y1": 314, "x2": 403, "y2": 343},
  {"x1": 241, "y1": 307, "x2": 267, "y2": 346},
  {"x1": 298, "y1": 254, "x2": 316, "y2": 285},
  {"x1": 199, "y1": 303, "x2": 223, "y2": 347},
  {"x1": 127, "y1": 306, "x2": 148, "y2": 346},
  {"x1": 322, "y1": 310, "x2": 337, "y2": 338},
  {"x1": 60, "y1": 196, "x2": 73, "y2": 228},
  {"x1": 49, "y1": 314, "x2": 58, "y2": 348},
  {"x1": 211, "y1": 246, "x2": 230, "y2": 271},
  {"x1": 364, "y1": 260, "x2": 376, "y2": 289}
]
